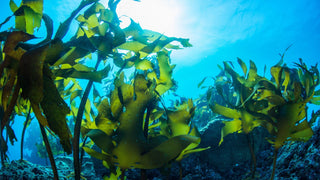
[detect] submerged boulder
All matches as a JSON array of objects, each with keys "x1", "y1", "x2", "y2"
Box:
[
  {"x1": 199, "y1": 119, "x2": 271, "y2": 172},
  {"x1": 271, "y1": 125, "x2": 320, "y2": 179}
]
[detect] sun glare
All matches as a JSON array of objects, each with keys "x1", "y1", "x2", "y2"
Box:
[{"x1": 115, "y1": 0, "x2": 183, "y2": 37}]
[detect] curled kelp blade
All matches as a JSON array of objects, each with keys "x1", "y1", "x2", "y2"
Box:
[
  {"x1": 83, "y1": 146, "x2": 111, "y2": 162},
  {"x1": 3, "y1": 31, "x2": 35, "y2": 60},
  {"x1": 86, "y1": 129, "x2": 115, "y2": 155},
  {"x1": 128, "y1": 135, "x2": 200, "y2": 169},
  {"x1": 270, "y1": 101, "x2": 313, "y2": 150},
  {"x1": 10, "y1": 0, "x2": 44, "y2": 34},
  {"x1": 17, "y1": 40, "x2": 72, "y2": 153},
  {"x1": 175, "y1": 126, "x2": 210, "y2": 161},
  {"x1": 17, "y1": 43, "x2": 49, "y2": 127},
  {"x1": 118, "y1": 19, "x2": 191, "y2": 58},
  {"x1": 18, "y1": 43, "x2": 48, "y2": 104},
  {"x1": 237, "y1": 57, "x2": 247, "y2": 76}
]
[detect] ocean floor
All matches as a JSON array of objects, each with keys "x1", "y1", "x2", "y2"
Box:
[{"x1": 1, "y1": 121, "x2": 319, "y2": 180}]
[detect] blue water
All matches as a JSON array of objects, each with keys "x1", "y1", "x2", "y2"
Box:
[{"x1": 0, "y1": 0, "x2": 319, "y2": 169}]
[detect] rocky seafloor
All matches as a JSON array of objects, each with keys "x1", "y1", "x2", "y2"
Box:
[{"x1": 1, "y1": 119, "x2": 319, "y2": 180}]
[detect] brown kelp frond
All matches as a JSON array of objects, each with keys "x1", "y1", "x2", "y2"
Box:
[{"x1": 0, "y1": 30, "x2": 73, "y2": 154}]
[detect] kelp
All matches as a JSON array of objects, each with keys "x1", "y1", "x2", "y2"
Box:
[
  {"x1": 0, "y1": 0, "x2": 106, "y2": 178},
  {"x1": 53, "y1": 64, "x2": 111, "y2": 82},
  {"x1": 81, "y1": 73, "x2": 197, "y2": 170},
  {"x1": 158, "y1": 99, "x2": 210, "y2": 162},
  {"x1": 0, "y1": 31, "x2": 73, "y2": 154},
  {"x1": 207, "y1": 58, "x2": 319, "y2": 179},
  {"x1": 0, "y1": 0, "x2": 200, "y2": 179},
  {"x1": 9, "y1": 0, "x2": 44, "y2": 34},
  {"x1": 81, "y1": 59, "x2": 206, "y2": 179},
  {"x1": 20, "y1": 106, "x2": 31, "y2": 161}
]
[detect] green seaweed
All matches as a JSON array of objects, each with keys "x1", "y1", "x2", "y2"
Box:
[
  {"x1": 0, "y1": 0, "x2": 198, "y2": 179},
  {"x1": 81, "y1": 52, "x2": 207, "y2": 179},
  {"x1": 206, "y1": 58, "x2": 319, "y2": 179}
]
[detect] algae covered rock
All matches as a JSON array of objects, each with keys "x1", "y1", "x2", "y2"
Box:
[
  {"x1": 0, "y1": 160, "x2": 54, "y2": 179},
  {"x1": 0, "y1": 156, "x2": 100, "y2": 180}
]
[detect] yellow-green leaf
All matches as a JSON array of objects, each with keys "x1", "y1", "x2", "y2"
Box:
[
  {"x1": 83, "y1": 146, "x2": 110, "y2": 161},
  {"x1": 9, "y1": 0, "x2": 19, "y2": 13},
  {"x1": 135, "y1": 135, "x2": 199, "y2": 169},
  {"x1": 237, "y1": 57, "x2": 247, "y2": 76},
  {"x1": 219, "y1": 119, "x2": 242, "y2": 145}
]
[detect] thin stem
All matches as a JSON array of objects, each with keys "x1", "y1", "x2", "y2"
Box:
[
  {"x1": 73, "y1": 79, "x2": 94, "y2": 180},
  {"x1": 73, "y1": 57, "x2": 102, "y2": 180},
  {"x1": 141, "y1": 169, "x2": 147, "y2": 180},
  {"x1": 20, "y1": 106, "x2": 32, "y2": 161},
  {"x1": 179, "y1": 161, "x2": 183, "y2": 180},
  {"x1": 39, "y1": 123, "x2": 59, "y2": 180},
  {"x1": 80, "y1": 136, "x2": 88, "y2": 167},
  {"x1": 247, "y1": 133, "x2": 256, "y2": 179},
  {"x1": 54, "y1": 0, "x2": 96, "y2": 39},
  {"x1": 140, "y1": 102, "x2": 153, "y2": 180},
  {"x1": 0, "y1": 136, "x2": 5, "y2": 167},
  {"x1": 121, "y1": 169, "x2": 126, "y2": 180},
  {"x1": 143, "y1": 102, "x2": 152, "y2": 140},
  {"x1": 270, "y1": 148, "x2": 278, "y2": 180},
  {"x1": 0, "y1": 107, "x2": 4, "y2": 167}
]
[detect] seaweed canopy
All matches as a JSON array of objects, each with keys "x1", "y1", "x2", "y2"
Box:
[
  {"x1": 0, "y1": 0, "x2": 200, "y2": 179},
  {"x1": 0, "y1": 0, "x2": 106, "y2": 160},
  {"x1": 208, "y1": 58, "x2": 319, "y2": 179},
  {"x1": 83, "y1": 72, "x2": 195, "y2": 168},
  {"x1": 66, "y1": 1, "x2": 205, "y2": 178},
  {"x1": 0, "y1": 0, "x2": 112, "y2": 157},
  {"x1": 81, "y1": 50, "x2": 207, "y2": 178}
]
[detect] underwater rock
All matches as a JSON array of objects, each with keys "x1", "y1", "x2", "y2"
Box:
[
  {"x1": 269, "y1": 125, "x2": 320, "y2": 179},
  {"x1": 215, "y1": 124, "x2": 320, "y2": 179},
  {"x1": 124, "y1": 155, "x2": 223, "y2": 180},
  {"x1": 199, "y1": 118, "x2": 271, "y2": 172},
  {"x1": 0, "y1": 155, "x2": 99, "y2": 180},
  {"x1": 0, "y1": 160, "x2": 54, "y2": 179},
  {"x1": 90, "y1": 145, "x2": 110, "y2": 178},
  {"x1": 55, "y1": 155, "x2": 98, "y2": 179}
]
